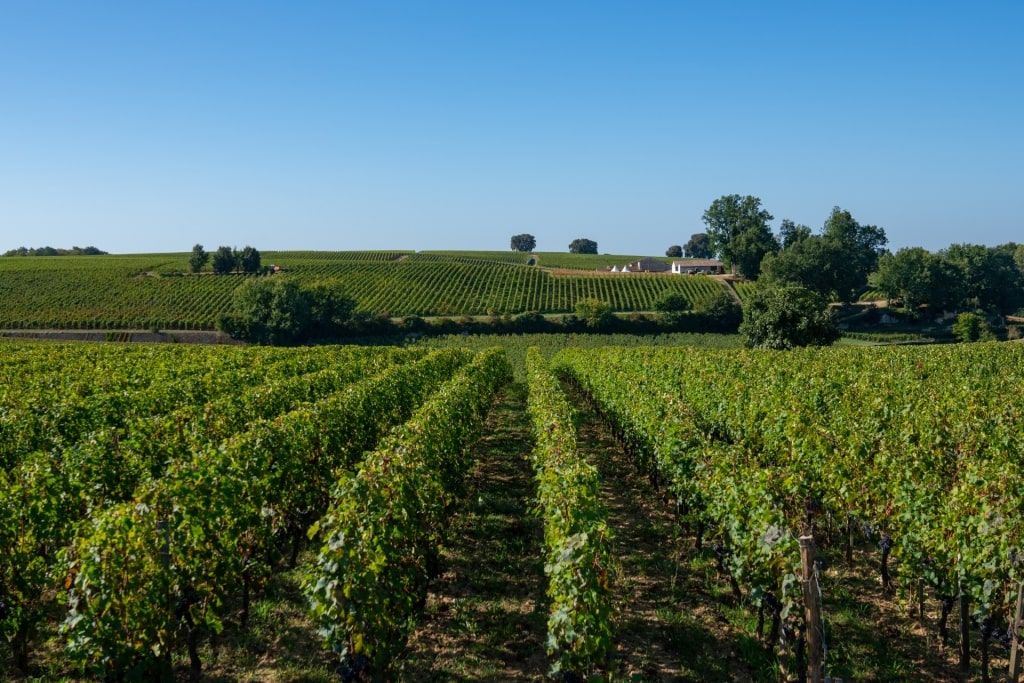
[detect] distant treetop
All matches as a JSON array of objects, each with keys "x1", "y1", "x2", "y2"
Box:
[
  {"x1": 510, "y1": 233, "x2": 536, "y2": 252},
  {"x1": 3, "y1": 246, "x2": 107, "y2": 256},
  {"x1": 568, "y1": 238, "x2": 598, "y2": 254}
]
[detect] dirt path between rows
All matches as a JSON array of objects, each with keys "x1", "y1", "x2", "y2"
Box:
[
  {"x1": 399, "y1": 384, "x2": 548, "y2": 681},
  {"x1": 568, "y1": 386, "x2": 758, "y2": 682}
]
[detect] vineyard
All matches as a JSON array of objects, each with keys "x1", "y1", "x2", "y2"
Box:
[
  {"x1": 0, "y1": 251, "x2": 730, "y2": 330},
  {"x1": 3, "y1": 337, "x2": 1022, "y2": 681},
  {"x1": 552, "y1": 342, "x2": 1024, "y2": 682}
]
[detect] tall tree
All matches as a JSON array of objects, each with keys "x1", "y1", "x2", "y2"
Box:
[
  {"x1": 239, "y1": 245, "x2": 261, "y2": 273},
  {"x1": 1012, "y1": 243, "x2": 1024, "y2": 277},
  {"x1": 762, "y1": 207, "x2": 886, "y2": 303},
  {"x1": 760, "y1": 236, "x2": 839, "y2": 297},
  {"x1": 730, "y1": 226, "x2": 780, "y2": 279},
  {"x1": 778, "y1": 219, "x2": 812, "y2": 249},
  {"x1": 701, "y1": 195, "x2": 777, "y2": 276},
  {"x1": 510, "y1": 234, "x2": 536, "y2": 252},
  {"x1": 189, "y1": 244, "x2": 209, "y2": 273},
  {"x1": 819, "y1": 207, "x2": 887, "y2": 301},
  {"x1": 942, "y1": 243, "x2": 1024, "y2": 314},
  {"x1": 568, "y1": 238, "x2": 598, "y2": 254},
  {"x1": 665, "y1": 245, "x2": 683, "y2": 258},
  {"x1": 212, "y1": 246, "x2": 235, "y2": 274},
  {"x1": 871, "y1": 247, "x2": 963, "y2": 314},
  {"x1": 684, "y1": 233, "x2": 711, "y2": 258}
]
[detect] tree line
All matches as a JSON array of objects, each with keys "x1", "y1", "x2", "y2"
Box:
[
  {"x1": 695, "y1": 193, "x2": 1024, "y2": 316},
  {"x1": 677, "y1": 194, "x2": 1024, "y2": 348},
  {"x1": 188, "y1": 244, "x2": 262, "y2": 274},
  {"x1": 510, "y1": 233, "x2": 601, "y2": 255},
  {"x1": 3, "y1": 246, "x2": 107, "y2": 256}
]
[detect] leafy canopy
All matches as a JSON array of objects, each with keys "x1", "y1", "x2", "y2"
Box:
[
  {"x1": 569, "y1": 238, "x2": 598, "y2": 254},
  {"x1": 218, "y1": 277, "x2": 356, "y2": 344},
  {"x1": 189, "y1": 244, "x2": 209, "y2": 273},
  {"x1": 701, "y1": 195, "x2": 777, "y2": 277},
  {"x1": 739, "y1": 283, "x2": 839, "y2": 349},
  {"x1": 684, "y1": 233, "x2": 711, "y2": 259},
  {"x1": 510, "y1": 234, "x2": 536, "y2": 252}
]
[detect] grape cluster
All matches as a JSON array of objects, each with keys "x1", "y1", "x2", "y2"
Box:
[
  {"x1": 804, "y1": 495, "x2": 823, "y2": 516},
  {"x1": 336, "y1": 654, "x2": 371, "y2": 682},
  {"x1": 977, "y1": 617, "x2": 994, "y2": 639},
  {"x1": 781, "y1": 617, "x2": 804, "y2": 644},
  {"x1": 712, "y1": 543, "x2": 734, "y2": 561},
  {"x1": 993, "y1": 626, "x2": 1014, "y2": 648},
  {"x1": 860, "y1": 520, "x2": 878, "y2": 539},
  {"x1": 878, "y1": 535, "x2": 894, "y2": 552},
  {"x1": 764, "y1": 591, "x2": 782, "y2": 614},
  {"x1": 712, "y1": 543, "x2": 732, "y2": 573}
]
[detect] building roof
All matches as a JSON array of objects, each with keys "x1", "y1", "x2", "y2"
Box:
[{"x1": 672, "y1": 259, "x2": 723, "y2": 268}]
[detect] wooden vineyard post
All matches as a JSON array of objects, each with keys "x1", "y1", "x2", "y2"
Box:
[
  {"x1": 800, "y1": 535, "x2": 823, "y2": 683},
  {"x1": 960, "y1": 581, "x2": 971, "y2": 676},
  {"x1": 1010, "y1": 580, "x2": 1024, "y2": 683},
  {"x1": 157, "y1": 518, "x2": 174, "y2": 683}
]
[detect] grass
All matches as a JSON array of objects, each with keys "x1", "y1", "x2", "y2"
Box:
[{"x1": 400, "y1": 383, "x2": 548, "y2": 681}]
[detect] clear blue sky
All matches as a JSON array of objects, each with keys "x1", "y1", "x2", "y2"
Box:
[{"x1": 1, "y1": 1, "x2": 1021, "y2": 255}]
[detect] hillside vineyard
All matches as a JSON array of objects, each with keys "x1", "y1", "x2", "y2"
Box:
[{"x1": 0, "y1": 251, "x2": 723, "y2": 329}]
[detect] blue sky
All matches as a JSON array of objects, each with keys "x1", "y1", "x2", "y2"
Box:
[{"x1": 1, "y1": 2, "x2": 1021, "y2": 255}]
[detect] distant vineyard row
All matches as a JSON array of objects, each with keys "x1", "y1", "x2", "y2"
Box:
[{"x1": 0, "y1": 251, "x2": 729, "y2": 329}]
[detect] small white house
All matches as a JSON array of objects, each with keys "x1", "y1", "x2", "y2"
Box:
[{"x1": 671, "y1": 259, "x2": 724, "y2": 275}]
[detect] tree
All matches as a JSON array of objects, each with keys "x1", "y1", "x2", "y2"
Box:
[
  {"x1": 212, "y1": 246, "x2": 235, "y2": 274},
  {"x1": 220, "y1": 277, "x2": 309, "y2": 344},
  {"x1": 819, "y1": 207, "x2": 887, "y2": 301},
  {"x1": 942, "y1": 243, "x2": 1024, "y2": 314},
  {"x1": 569, "y1": 238, "x2": 598, "y2": 254},
  {"x1": 217, "y1": 278, "x2": 356, "y2": 344},
  {"x1": 871, "y1": 247, "x2": 963, "y2": 314},
  {"x1": 739, "y1": 283, "x2": 839, "y2": 350},
  {"x1": 239, "y1": 246, "x2": 261, "y2": 274},
  {"x1": 683, "y1": 233, "x2": 711, "y2": 259},
  {"x1": 761, "y1": 237, "x2": 824, "y2": 291},
  {"x1": 665, "y1": 245, "x2": 683, "y2": 258},
  {"x1": 761, "y1": 207, "x2": 886, "y2": 303},
  {"x1": 778, "y1": 219, "x2": 811, "y2": 249},
  {"x1": 654, "y1": 290, "x2": 690, "y2": 318},
  {"x1": 305, "y1": 281, "x2": 357, "y2": 338},
  {"x1": 694, "y1": 290, "x2": 742, "y2": 331},
  {"x1": 510, "y1": 234, "x2": 536, "y2": 252},
  {"x1": 189, "y1": 244, "x2": 209, "y2": 273},
  {"x1": 952, "y1": 312, "x2": 995, "y2": 343},
  {"x1": 574, "y1": 297, "x2": 613, "y2": 328},
  {"x1": 701, "y1": 195, "x2": 777, "y2": 277},
  {"x1": 729, "y1": 225, "x2": 780, "y2": 280}
]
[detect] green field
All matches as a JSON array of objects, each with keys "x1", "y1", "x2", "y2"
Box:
[{"x1": 0, "y1": 251, "x2": 731, "y2": 329}]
